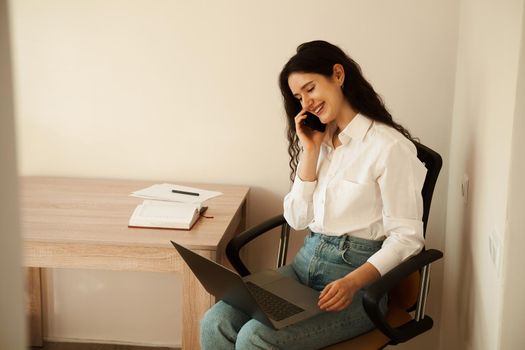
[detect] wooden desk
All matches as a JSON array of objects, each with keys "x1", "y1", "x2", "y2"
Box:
[{"x1": 20, "y1": 176, "x2": 249, "y2": 350}]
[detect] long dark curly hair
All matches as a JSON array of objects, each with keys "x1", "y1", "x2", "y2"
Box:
[{"x1": 279, "y1": 40, "x2": 416, "y2": 181}]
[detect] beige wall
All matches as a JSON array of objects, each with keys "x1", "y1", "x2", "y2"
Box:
[
  {"x1": 440, "y1": 0, "x2": 525, "y2": 349},
  {"x1": 499, "y1": 6, "x2": 525, "y2": 349},
  {"x1": 9, "y1": 0, "x2": 458, "y2": 347},
  {"x1": 0, "y1": 0, "x2": 26, "y2": 349}
]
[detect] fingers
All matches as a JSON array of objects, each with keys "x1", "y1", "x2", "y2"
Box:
[
  {"x1": 293, "y1": 107, "x2": 325, "y2": 152},
  {"x1": 294, "y1": 108, "x2": 309, "y2": 132},
  {"x1": 294, "y1": 109, "x2": 316, "y2": 147},
  {"x1": 319, "y1": 288, "x2": 345, "y2": 310},
  {"x1": 318, "y1": 282, "x2": 353, "y2": 312},
  {"x1": 319, "y1": 282, "x2": 336, "y2": 300},
  {"x1": 318, "y1": 283, "x2": 339, "y2": 307}
]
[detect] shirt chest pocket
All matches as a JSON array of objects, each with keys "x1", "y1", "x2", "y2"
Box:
[{"x1": 330, "y1": 180, "x2": 378, "y2": 219}]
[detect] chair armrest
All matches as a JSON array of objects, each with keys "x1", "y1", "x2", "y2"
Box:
[
  {"x1": 226, "y1": 214, "x2": 287, "y2": 277},
  {"x1": 362, "y1": 249, "x2": 443, "y2": 344}
]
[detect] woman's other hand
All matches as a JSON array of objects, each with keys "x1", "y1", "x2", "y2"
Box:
[
  {"x1": 318, "y1": 262, "x2": 381, "y2": 312},
  {"x1": 318, "y1": 276, "x2": 359, "y2": 312}
]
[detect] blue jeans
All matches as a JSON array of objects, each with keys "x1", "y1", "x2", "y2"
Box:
[{"x1": 200, "y1": 232, "x2": 388, "y2": 350}]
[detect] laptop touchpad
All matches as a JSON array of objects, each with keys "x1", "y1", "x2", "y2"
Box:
[{"x1": 263, "y1": 279, "x2": 320, "y2": 307}]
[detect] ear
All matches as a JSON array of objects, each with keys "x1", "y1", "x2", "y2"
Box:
[{"x1": 332, "y1": 64, "x2": 345, "y2": 86}]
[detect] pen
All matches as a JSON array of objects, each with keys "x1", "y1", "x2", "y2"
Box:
[{"x1": 172, "y1": 189, "x2": 200, "y2": 196}]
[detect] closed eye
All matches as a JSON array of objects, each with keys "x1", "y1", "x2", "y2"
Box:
[{"x1": 295, "y1": 85, "x2": 315, "y2": 102}]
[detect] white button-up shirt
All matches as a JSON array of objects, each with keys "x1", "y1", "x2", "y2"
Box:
[{"x1": 283, "y1": 113, "x2": 427, "y2": 275}]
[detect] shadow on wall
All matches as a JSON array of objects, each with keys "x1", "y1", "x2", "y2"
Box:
[{"x1": 455, "y1": 135, "x2": 477, "y2": 348}]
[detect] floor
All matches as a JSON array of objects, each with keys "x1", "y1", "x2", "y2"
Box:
[{"x1": 30, "y1": 342, "x2": 179, "y2": 350}]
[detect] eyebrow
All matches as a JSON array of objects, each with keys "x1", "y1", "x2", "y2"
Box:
[{"x1": 292, "y1": 81, "x2": 314, "y2": 98}]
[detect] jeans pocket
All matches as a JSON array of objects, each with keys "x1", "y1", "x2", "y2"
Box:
[{"x1": 341, "y1": 245, "x2": 373, "y2": 268}]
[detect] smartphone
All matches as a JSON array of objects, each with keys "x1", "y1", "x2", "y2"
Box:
[{"x1": 301, "y1": 111, "x2": 326, "y2": 132}]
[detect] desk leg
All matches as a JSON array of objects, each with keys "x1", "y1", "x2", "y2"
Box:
[
  {"x1": 182, "y1": 251, "x2": 215, "y2": 350},
  {"x1": 26, "y1": 267, "x2": 43, "y2": 347}
]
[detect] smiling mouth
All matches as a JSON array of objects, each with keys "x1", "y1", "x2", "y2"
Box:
[{"x1": 313, "y1": 103, "x2": 324, "y2": 115}]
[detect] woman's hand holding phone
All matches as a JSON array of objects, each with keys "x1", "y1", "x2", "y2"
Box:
[
  {"x1": 294, "y1": 108, "x2": 326, "y2": 182},
  {"x1": 294, "y1": 108, "x2": 326, "y2": 153}
]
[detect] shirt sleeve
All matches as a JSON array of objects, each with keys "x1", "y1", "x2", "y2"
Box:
[
  {"x1": 367, "y1": 140, "x2": 428, "y2": 276},
  {"x1": 283, "y1": 173, "x2": 317, "y2": 230}
]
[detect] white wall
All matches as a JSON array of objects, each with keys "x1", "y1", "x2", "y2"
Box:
[
  {"x1": 499, "y1": 9, "x2": 525, "y2": 346},
  {"x1": 440, "y1": 0, "x2": 525, "y2": 349},
  {"x1": 0, "y1": 0, "x2": 27, "y2": 349},
  {"x1": 9, "y1": 0, "x2": 458, "y2": 347}
]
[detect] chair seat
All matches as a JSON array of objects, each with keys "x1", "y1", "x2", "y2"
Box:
[{"x1": 322, "y1": 306, "x2": 413, "y2": 350}]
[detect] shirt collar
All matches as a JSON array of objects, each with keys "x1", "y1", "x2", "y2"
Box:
[
  {"x1": 323, "y1": 113, "x2": 373, "y2": 147},
  {"x1": 341, "y1": 113, "x2": 372, "y2": 142}
]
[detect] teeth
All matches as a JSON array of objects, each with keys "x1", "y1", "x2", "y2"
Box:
[{"x1": 315, "y1": 104, "x2": 323, "y2": 114}]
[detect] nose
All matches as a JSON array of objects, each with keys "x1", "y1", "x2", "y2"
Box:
[{"x1": 302, "y1": 94, "x2": 314, "y2": 109}]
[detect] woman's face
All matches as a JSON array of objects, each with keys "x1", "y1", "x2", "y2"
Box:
[{"x1": 288, "y1": 67, "x2": 345, "y2": 124}]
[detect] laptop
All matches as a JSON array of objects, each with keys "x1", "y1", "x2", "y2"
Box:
[{"x1": 171, "y1": 241, "x2": 323, "y2": 329}]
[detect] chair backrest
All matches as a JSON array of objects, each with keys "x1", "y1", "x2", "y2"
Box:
[
  {"x1": 389, "y1": 141, "x2": 442, "y2": 310},
  {"x1": 415, "y1": 142, "x2": 443, "y2": 235}
]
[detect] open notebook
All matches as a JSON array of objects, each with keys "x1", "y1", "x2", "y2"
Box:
[{"x1": 128, "y1": 200, "x2": 208, "y2": 230}]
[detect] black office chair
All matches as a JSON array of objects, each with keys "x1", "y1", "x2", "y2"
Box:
[{"x1": 226, "y1": 142, "x2": 443, "y2": 349}]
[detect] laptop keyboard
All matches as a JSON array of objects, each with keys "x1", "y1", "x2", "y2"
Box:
[{"x1": 246, "y1": 282, "x2": 304, "y2": 321}]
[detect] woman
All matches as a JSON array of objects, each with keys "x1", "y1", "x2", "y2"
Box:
[{"x1": 200, "y1": 40, "x2": 427, "y2": 349}]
